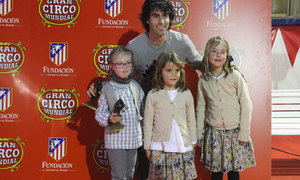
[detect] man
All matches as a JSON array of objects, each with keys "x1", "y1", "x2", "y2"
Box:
[
  {"x1": 88, "y1": 0, "x2": 202, "y2": 179},
  {"x1": 126, "y1": 0, "x2": 202, "y2": 94},
  {"x1": 88, "y1": 0, "x2": 202, "y2": 97}
]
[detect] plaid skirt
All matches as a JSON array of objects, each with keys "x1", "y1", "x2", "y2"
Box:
[
  {"x1": 200, "y1": 125, "x2": 256, "y2": 173},
  {"x1": 148, "y1": 150, "x2": 197, "y2": 180}
]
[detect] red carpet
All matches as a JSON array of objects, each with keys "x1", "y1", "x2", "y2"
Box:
[{"x1": 272, "y1": 135, "x2": 300, "y2": 176}]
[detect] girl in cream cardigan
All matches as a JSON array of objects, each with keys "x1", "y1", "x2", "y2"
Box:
[
  {"x1": 143, "y1": 51, "x2": 197, "y2": 180},
  {"x1": 196, "y1": 36, "x2": 256, "y2": 180}
]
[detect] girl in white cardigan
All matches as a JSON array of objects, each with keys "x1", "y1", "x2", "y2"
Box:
[{"x1": 143, "y1": 51, "x2": 197, "y2": 180}]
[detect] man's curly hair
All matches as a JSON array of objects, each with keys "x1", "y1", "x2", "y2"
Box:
[{"x1": 139, "y1": 0, "x2": 175, "y2": 32}]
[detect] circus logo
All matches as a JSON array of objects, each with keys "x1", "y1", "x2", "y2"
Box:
[
  {"x1": 0, "y1": 0, "x2": 13, "y2": 16},
  {"x1": 105, "y1": 0, "x2": 122, "y2": 18},
  {"x1": 0, "y1": 137, "x2": 25, "y2": 172},
  {"x1": 93, "y1": 43, "x2": 118, "y2": 79},
  {"x1": 0, "y1": 42, "x2": 26, "y2": 76},
  {"x1": 230, "y1": 46, "x2": 243, "y2": 69},
  {"x1": 213, "y1": 0, "x2": 230, "y2": 20},
  {"x1": 170, "y1": 0, "x2": 190, "y2": 30},
  {"x1": 0, "y1": 88, "x2": 12, "y2": 112},
  {"x1": 49, "y1": 137, "x2": 67, "y2": 161},
  {"x1": 36, "y1": 87, "x2": 80, "y2": 123},
  {"x1": 50, "y1": 42, "x2": 68, "y2": 66},
  {"x1": 38, "y1": 0, "x2": 81, "y2": 28},
  {"x1": 92, "y1": 138, "x2": 110, "y2": 172}
]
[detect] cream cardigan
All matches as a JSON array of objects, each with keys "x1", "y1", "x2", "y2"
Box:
[
  {"x1": 196, "y1": 70, "x2": 252, "y2": 142},
  {"x1": 143, "y1": 89, "x2": 197, "y2": 150}
]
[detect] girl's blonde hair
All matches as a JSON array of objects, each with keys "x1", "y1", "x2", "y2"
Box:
[
  {"x1": 201, "y1": 36, "x2": 234, "y2": 80},
  {"x1": 153, "y1": 51, "x2": 187, "y2": 92}
]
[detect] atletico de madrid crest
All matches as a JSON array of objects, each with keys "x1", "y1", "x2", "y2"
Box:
[
  {"x1": 0, "y1": 88, "x2": 12, "y2": 112},
  {"x1": 50, "y1": 43, "x2": 68, "y2": 66},
  {"x1": 213, "y1": 0, "x2": 230, "y2": 20},
  {"x1": 0, "y1": 0, "x2": 13, "y2": 16},
  {"x1": 49, "y1": 137, "x2": 67, "y2": 161},
  {"x1": 105, "y1": 0, "x2": 123, "y2": 18}
]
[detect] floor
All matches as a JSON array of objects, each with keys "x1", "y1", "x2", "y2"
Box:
[
  {"x1": 272, "y1": 177, "x2": 300, "y2": 180},
  {"x1": 271, "y1": 135, "x2": 300, "y2": 180}
]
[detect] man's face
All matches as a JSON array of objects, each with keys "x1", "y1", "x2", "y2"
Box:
[{"x1": 147, "y1": 9, "x2": 170, "y2": 37}]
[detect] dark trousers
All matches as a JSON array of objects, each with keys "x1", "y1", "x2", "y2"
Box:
[
  {"x1": 211, "y1": 171, "x2": 240, "y2": 180},
  {"x1": 134, "y1": 147, "x2": 149, "y2": 180}
]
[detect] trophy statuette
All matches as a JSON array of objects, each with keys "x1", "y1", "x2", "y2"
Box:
[
  {"x1": 82, "y1": 79, "x2": 103, "y2": 110},
  {"x1": 107, "y1": 98, "x2": 127, "y2": 132}
]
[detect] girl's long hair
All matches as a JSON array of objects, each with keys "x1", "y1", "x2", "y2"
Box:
[
  {"x1": 153, "y1": 51, "x2": 187, "y2": 92},
  {"x1": 201, "y1": 36, "x2": 234, "y2": 80}
]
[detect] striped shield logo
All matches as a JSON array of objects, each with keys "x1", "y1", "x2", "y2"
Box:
[
  {"x1": 213, "y1": 0, "x2": 230, "y2": 20},
  {"x1": 50, "y1": 43, "x2": 68, "y2": 66},
  {"x1": 105, "y1": 0, "x2": 122, "y2": 18},
  {"x1": 49, "y1": 137, "x2": 67, "y2": 161},
  {"x1": 0, "y1": 0, "x2": 13, "y2": 16},
  {"x1": 0, "y1": 88, "x2": 12, "y2": 112}
]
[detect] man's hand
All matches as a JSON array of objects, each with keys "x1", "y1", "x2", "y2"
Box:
[
  {"x1": 195, "y1": 69, "x2": 202, "y2": 78},
  {"x1": 87, "y1": 83, "x2": 96, "y2": 99},
  {"x1": 183, "y1": 61, "x2": 202, "y2": 78}
]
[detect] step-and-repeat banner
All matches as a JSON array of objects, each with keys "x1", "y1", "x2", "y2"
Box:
[{"x1": 0, "y1": 0, "x2": 271, "y2": 179}]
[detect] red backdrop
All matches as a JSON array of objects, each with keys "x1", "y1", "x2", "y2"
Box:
[{"x1": 0, "y1": 0, "x2": 271, "y2": 179}]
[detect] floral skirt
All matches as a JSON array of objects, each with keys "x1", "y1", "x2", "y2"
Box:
[
  {"x1": 200, "y1": 126, "x2": 256, "y2": 173},
  {"x1": 148, "y1": 150, "x2": 197, "y2": 180}
]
